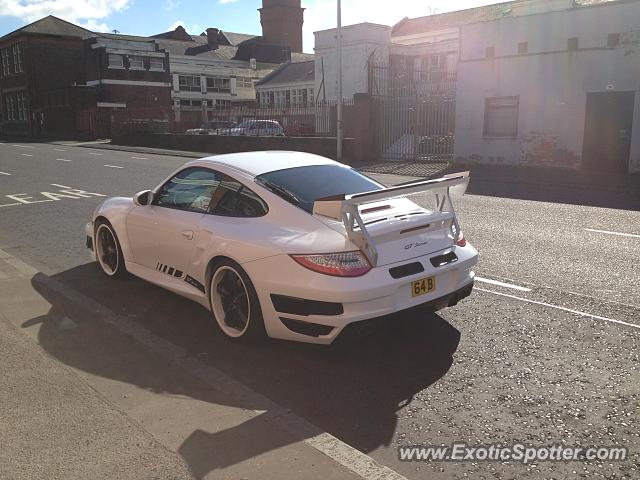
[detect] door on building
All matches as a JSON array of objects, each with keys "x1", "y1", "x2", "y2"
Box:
[{"x1": 582, "y1": 91, "x2": 635, "y2": 173}]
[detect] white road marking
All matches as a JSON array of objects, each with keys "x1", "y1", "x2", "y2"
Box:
[
  {"x1": 20, "y1": 153, "x2": 33, "y2": 157},
  {"x1": 131, "y1": 156, "x2": 148, "y2": 160},
  {"x1": 12, "y1": 144, "x2": 34, "y2": 148},
  {"x1": 88, "y1": 152, "x2": 103, "y2": 156},
  {"x1": 53, "y1": 148, "x2": 67, "y2": 152},
  {"x1": 584, "y1": 228, "x2": 640, "y2": 239},
  {"x1": 476, "y1": 287, "x2": 640, "y2": 330},
  {"x1": 476, "y1": 276, "x2": 532, "y2": 292},
  {"x1": 0, "y1": 172, "x2": 11, "y2": 176},
  {"x1": 50, "y1": 183, "x2": 71, "y2": 188},
  {"x1": 103, "y1": 164, "x2": 123, "y2": 169},
  {"x1": 56, "y1": 158, "x2": 72, "y2": 162}
]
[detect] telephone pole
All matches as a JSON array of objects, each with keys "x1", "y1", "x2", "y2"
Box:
[{"x1": 336, "y1": 0, "x2": 343, "y2": 162}]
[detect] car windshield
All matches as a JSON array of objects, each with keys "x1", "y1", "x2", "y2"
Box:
[
  {"x1": 236, "y1": 121, "x2": 254, "y2": 129},
  {"x1": 255, "y1": 164, "x2": 384, "y2": 213}
]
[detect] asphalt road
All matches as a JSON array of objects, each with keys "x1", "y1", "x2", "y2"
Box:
[{"x1": 1, "y1": 140, "x2": 639, "y2": 479}]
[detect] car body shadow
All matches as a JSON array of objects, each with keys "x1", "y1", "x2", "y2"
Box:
[{"x1": 28, "y1": 263, "x2": 461, "y2": 477}]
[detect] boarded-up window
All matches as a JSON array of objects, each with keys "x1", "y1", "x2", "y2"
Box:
[
  {"x1": 129, "y1": 56, "x2": 144, "y2": 69},
  {"x1": 108, "y1": 54, "x2": 123, "y2": 68},
  {"x1": 483, "y1": 96, "x2": 519, "y2": 137}
]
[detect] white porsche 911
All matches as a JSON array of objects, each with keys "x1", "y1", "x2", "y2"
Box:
[{"x1": 85, "y1": 151, "x2": 478, "y2": 344}]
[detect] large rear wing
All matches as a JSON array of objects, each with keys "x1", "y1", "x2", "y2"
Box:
[{"x1": 312, "y1": 172, "x2": 470, "y2": 266}]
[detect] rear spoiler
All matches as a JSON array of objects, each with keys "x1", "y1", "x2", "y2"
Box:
[{"x1": 312, "y1": 172, "x2": 470, "y2": 266}]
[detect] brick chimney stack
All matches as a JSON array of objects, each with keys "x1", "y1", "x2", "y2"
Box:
[
  {"x1": 206, "y1": 28, "x2": 220, "y2": 48},
  {"x1": 259, "y1": 0, "x2": 304, "y2": 53}
]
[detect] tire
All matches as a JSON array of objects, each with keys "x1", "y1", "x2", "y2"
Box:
[
  {"x1": 94, "y1": 219, "x2": 127, "y2": 278},
  {"x1": 208, "y1": 259, "x2": 265, "y2": 341}
]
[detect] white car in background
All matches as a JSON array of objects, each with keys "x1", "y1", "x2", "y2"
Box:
[
  {"x1": 85, "y1": 152, "x2": 477, "y2": 344},
  {"x1": 228, "y1": 120, "x2": 284, "y2": 136}
]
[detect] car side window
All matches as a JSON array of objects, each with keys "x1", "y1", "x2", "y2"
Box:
[
  {"x1": 153, "y1": 167, "x2": 221, "y2": 213},
  {"x1": 209, "y1": 174, "x2": 268, "y2": 218}
]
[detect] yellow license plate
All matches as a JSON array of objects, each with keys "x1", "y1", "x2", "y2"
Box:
[{"x1": 411, "y1": 276, "x2": 436, "y2": 297}]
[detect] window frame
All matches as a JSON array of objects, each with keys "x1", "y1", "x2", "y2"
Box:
[
  {"x1": 128, "y1": 55, "x2": 145, "y2": 70},
  {"x1": 108, "y1": 54, "x2": 124, "y2": 69},
  {"x1": 178, "y1": 75, "x2": 202, "y2": 92},
  {"x1": 483, "y1": 96, "x2": 519, "y2": 138},
  {"x1": 149, "y1": 57, "x2": 164, "y2": 71},
  {"x1": 153, "y1": 166, "x2": 268, "y2": 217},
  {"x1": 206, "y1": 76, "x2": 231, "y2": 93}
]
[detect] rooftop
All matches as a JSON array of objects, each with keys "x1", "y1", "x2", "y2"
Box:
[
  {"x1": 256, "y1": 60, "x2": 315, "y2": 86},
  {"x1": 392, "y1": 0, "x2": 621, "y2": 37}
]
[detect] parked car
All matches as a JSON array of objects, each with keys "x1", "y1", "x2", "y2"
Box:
[
  {"x1": 185, "y1": 127, "x2": 211, "y2": 135},
  {"x1": 229, "y1": 120, "x2": 284, "y2": 136},
  {"x1": 85, "y1": 152, "x2": 477, "y2": 344},
  {"x1": 185, "y1": 121, "x2": 237, "y2": 136}
]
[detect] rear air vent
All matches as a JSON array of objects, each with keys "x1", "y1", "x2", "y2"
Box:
[
  {"x1": 271, "y1": 294, "x2": 344, "y2": 316},
  {"x1": 389, "y1": 262, "x2": 424, "y2": 279},
  {"x1": 280, "y1": 318, "x2": 335, "y2": 337}
]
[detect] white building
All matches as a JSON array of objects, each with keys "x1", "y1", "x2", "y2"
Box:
[
  {"x1": 313, "y1": 23, "x2": 390, "y2": 101},
  {"x1": 454, "y1": 0, "x2": 640, "y2": 174}
]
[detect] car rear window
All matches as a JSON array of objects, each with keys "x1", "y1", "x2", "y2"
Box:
[{"x1": 255, "y1": 164, "x2": 383, "y2": 213}]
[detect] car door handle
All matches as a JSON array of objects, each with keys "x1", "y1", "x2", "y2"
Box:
[{"x1": 181, "y1": 230, "x2": 194, "y2": 240}]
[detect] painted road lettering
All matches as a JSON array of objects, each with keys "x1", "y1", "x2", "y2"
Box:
[{"x1": 0, "y1": 187, "x2": 105, "y2": 208}]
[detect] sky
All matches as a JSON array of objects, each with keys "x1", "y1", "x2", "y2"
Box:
[{"x1": 0, "y1": 0, "x2": 497, "y2": 53}]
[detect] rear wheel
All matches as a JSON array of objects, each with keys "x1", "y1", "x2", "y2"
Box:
[
  {"x1": 209, "y1": 260, "x2": 265, "y2": 340},
  {"x1": 94, "y1": 220, "x2": 127, "y2": 278}
]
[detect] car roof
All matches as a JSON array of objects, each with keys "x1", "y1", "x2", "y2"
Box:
[{"x1": 192, "y1": 151, "x2": 341, "y2": 177}]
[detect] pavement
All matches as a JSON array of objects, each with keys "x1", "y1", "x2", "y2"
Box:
[{"x1": 0, "y1": 140, "x2": 639, "y2": 480}]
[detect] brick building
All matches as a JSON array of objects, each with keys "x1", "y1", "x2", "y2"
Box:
[{"x1": 0, "y1": 16, "x2": 93, "y2": 137}]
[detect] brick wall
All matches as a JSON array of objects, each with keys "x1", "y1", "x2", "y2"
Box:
[{"x1": 112, "y1": 132, "x2": 362, "y2": 165}]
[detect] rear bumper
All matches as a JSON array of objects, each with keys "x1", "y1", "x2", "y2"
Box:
[{"x1": 243, "y1": 243, "x2": 478, "y2": 345}]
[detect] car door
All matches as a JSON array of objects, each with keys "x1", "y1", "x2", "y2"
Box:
[{"x1": 126, "y1": 167, "x2": 221, "y2": 278}]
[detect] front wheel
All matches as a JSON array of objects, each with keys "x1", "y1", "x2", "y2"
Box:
[
  {"x1": 94, "y1": 220, "x2": 127, "y2": 278},
  {"x1": 209, "y1": 260, "x2": 265, "y2": 341}
]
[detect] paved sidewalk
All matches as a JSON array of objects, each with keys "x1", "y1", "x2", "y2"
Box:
[{"x1": 0, "y1": 250, "x2": 399, "y2": 480}]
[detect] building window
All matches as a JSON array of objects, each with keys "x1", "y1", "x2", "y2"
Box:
[
  {"x1": 567, "y1": 37, "x2": 579, "y2": 51},
  {"x1": 149, "y1": 57, "x2": 164, "y2": 71},
  {"x1": 216, "y1": 99, "x2": 231, "y2": 107},
  {"x1": 485, "y1": 46, "x2": 495, "y2": 58},
  {"x1": 1, "y1": 48, "x2": 10, "y2": 77},
  {"x1": 206, "y1": 77, "x2": 230, "y2": 93},
  {"x1": 517, "y1": 42, "x2": 528, "y2": 54},
  {"x1": 179, "y1": 99, "x2": 201, "y2": 107},
  {"x1": 4, "y1": 91, "x2": 27, "y2": 121},
  {"x1": 607, "y1": 33, "x2": 620, "y2": 47},
  {"x1": 179, "y1": 75, "x2": 201, "y2": 92},
  {"x1": 16, "y1": 91, "x2": 27, "y2": 120},
  {"x1": 236, "y1": 76, "x2": 254, "y2": 89},
  {"x1": 258, "y1": 91, "x2": 270, "y2": 105},
  {"x1": 308, "y1": 88, "x2": 314, "y2": 104},
  {"x1": 129, "y1": 56, "x2": 144, "y2": 70},
  {"x1": 108, "y1": 54, "x2": 124, "y2": 68},
  {"x1": 483, "y1": 96, "x2": 519, "y2": 137},
  {"x1": 12, "y1": 44, "x2": 23, "y2": 73}
]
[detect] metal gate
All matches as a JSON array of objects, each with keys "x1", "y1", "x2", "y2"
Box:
[
  {"x1": 375, "y1": 96, "x2": 455, "y2": 162},
  {"x1": 369, "y1": 61, "x2": 456, "y2": 163}
]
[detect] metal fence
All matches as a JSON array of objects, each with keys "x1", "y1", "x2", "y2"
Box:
[
  {"x1": 368, "y1": 61, "x2": 457, "y2": 99},
  {"x1": 369, "y1": 61, "x2": 457, "y2": 162},
  {"x1": 172, "y1": 101, "x2": 354, "y2": 137}
]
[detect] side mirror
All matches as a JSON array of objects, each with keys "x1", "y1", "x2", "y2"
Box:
[{"x1": 134, "y1": 190, "x2": 153, "y2": 206}]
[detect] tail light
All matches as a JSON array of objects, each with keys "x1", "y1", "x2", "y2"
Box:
[
  {"x1": 456, "y1": 230, "x2": 467, "y2": 247},
  {"x1": 290, "y1": 251, "x2": 371, "y2": 277}
]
